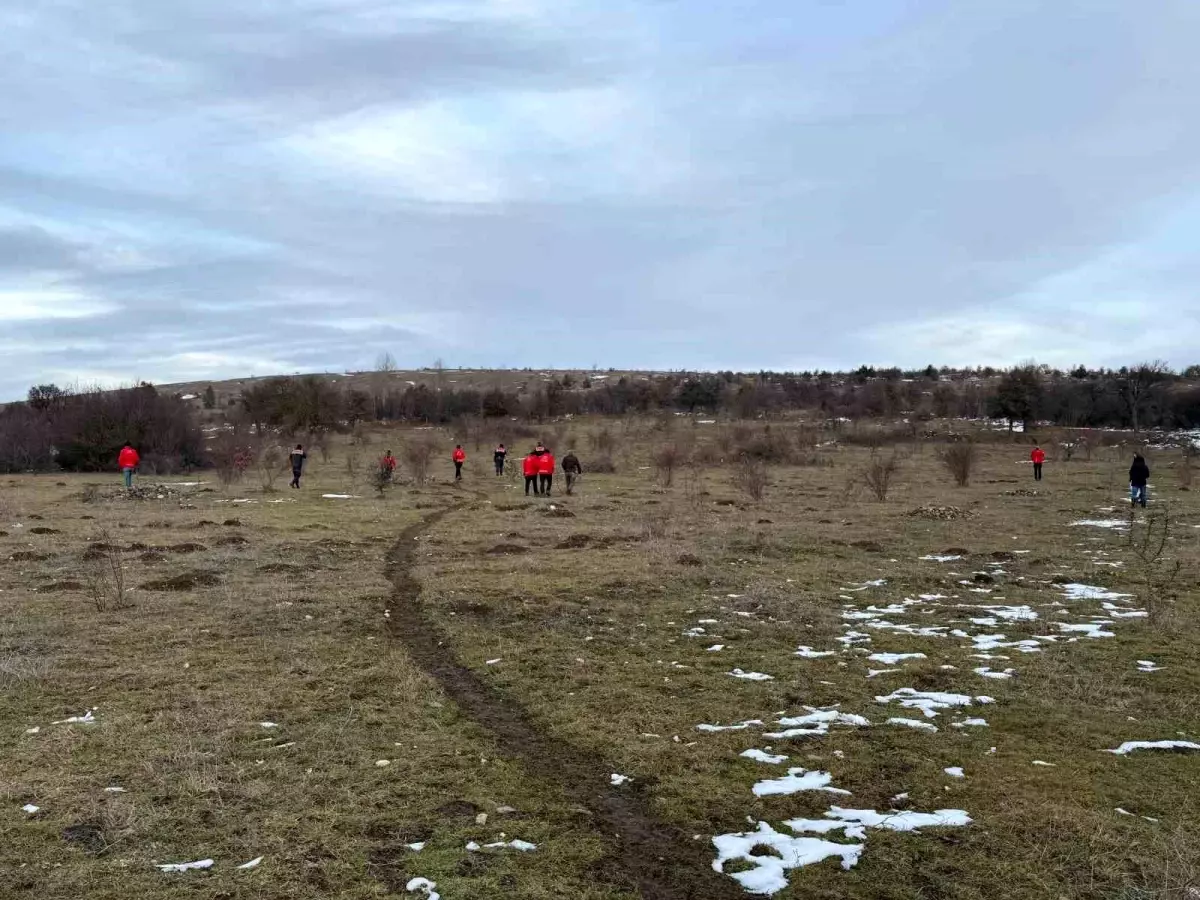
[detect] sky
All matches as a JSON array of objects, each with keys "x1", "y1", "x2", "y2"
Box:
[{"x1": 2, "y1": 0, "x2": 1200, "y2": 399}]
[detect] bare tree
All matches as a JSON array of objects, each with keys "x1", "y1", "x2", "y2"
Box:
[
  {"x1": 403, "y1": 437, "x2": 438, "y2": 484},
  {"x1": 733, "y1": 455, "x2": 768, "y2": 501},
  {"x1": 1127, "y1": 505, "x2": 1183, "y2": 624},
  {"x1": 653, "y1": 444, "x2": 685, "y2": 487},
  {"x1": 1118, "y1": 361, "x2": 1171, "y2": 433},
  {"x1": 862, "y1": 451, "x2": 901, "y2": 501},
  {"x1": 84, "y1": 530, "x2": 130, "y2": 612}
]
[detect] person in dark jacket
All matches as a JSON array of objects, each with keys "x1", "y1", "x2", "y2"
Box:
[
  {"x1": 1129, "y1": 454, "x2": 1150, "y2": 508},
  {"x1": 290, "y1": 444, "x2": 307, "y2": 489},
  {"x1": 561, "y1": 451, "x2": 582, "y2": 495},
  {"x1": 494, "y1": 444, "x2": 507, "y2": 476}
]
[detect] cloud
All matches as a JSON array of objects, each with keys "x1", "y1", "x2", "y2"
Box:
[{"x1": 1, "y1": 0, "x2": 1200, "y2": 397}]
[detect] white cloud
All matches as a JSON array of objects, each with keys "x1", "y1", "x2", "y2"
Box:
[{"x1": 0, "y1": 284, "x2": 113, "y2": 321}]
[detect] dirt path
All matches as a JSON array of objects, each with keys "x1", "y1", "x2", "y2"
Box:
[{"x1": 383, "y1": 506, "x2": 744, "y2": 900}]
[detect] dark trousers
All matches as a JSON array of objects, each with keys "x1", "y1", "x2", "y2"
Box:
[
  {"x1": 495, "y1": 460, "x2": 505, "y2": 475},
  {"x1": 539, "y1": 474, "x2": 553, "y2": 495},
  {"x1": 454, "y1": 462, "x2": 462, "y2": 480},
  {"x1": 525, "y1": 475, "x2": 539, "y2": 495},
  {"x1": 291, "y1": 469, "x2": 302, "y2": 488},
  {"x1": 1033, "y1": 463, "x2": 1042, "y2": 481}
]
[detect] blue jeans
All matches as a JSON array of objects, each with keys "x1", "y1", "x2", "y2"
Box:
[
  {"x1": 1130, "y1": 484, "x2": 1146, "y2": 506},
  {"x1": 123, "y1": 467, "x2": 134, "y2": 488}
]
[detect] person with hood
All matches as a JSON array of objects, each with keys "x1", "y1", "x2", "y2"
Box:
[
  {"x1": 453, "y1": 445, "x2": 466, "y2": 481},
  {"x1": 561, "y1": 450, "x2": 582, "y2": 495},
  {"x1": 494, "y1": 443, "x2": 507, "y2": 476},
  {"x1": 1129, "y1": 454, "x2": 1151, "y2": 508},
  {"x1": 523, "y1": 449, "x2": 541, "y2": 495},
  {"x1": 1031, "y1": 445, "x2": 1045, "y2": 481},
  {"x1": 118, "y1": 443, "x2": 140, "y2": 489},
  {"x1": 538, "y1": 446, "x2": 556, "y2": 496},
  {"x1": 290, "y1": 444, "x2": 307, "y2": 489}
]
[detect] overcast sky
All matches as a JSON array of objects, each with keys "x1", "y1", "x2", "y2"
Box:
[{"x1": 3, "y1": 0, "x2": 1199, "y2": 398}]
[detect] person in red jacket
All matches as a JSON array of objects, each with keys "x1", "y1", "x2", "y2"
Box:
[
  {"x1": 538, "y1": 447, "x2": 556, "y2": 496},
  {"x1": 452, "y1": 445, "x2": 466, "y2": 481},
  {"x1": 1031, "y1": 446, "x2": 1045, "y2": 481},
  {"x1": 381, "y1": 450, "x2": 397, "y2": 482},
  {"x1": 523, "y1": 450, "x2": 540, "y2": 495},
  {"x1": 118, "y1": 443, "x2": 140, "y2": 489}
]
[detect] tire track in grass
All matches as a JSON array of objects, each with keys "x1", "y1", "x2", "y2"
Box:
[{"x1": 383, "y1": 506, "x2": 743, "y2": 900}]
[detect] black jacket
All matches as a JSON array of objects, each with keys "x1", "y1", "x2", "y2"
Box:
[
  {"x1": 561, "y1": 453, "x2": 582, "y2": 474},
  {"x1": 1129, "y1": 459, "x2": 1150, "y2": 487},
  {"x1": 494, "y1": 448, "x2": 507, "y2": 463},
  {"x1": 290, "y1": 449, "x2": 307, "y2": 472}
]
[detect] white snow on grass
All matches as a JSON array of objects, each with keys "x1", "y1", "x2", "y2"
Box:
[
  {"x1": 976, "y1": 605, "x2": 1038, "y2": 621},
  {"x1": 814, "y1": 807, "x2": 972, "y2": 837},
  {"x1": 707, "y1": 644, "x2": 725, "y2": 652},
  {"x1": 467, "y1": 839, "x2": 538, "y2": 852},
  {"x1": 794, "y1": 646, "x2": 837, "y2": 658},
  {"x1": 843, "y1": 579, "x2": 887, "y2": 591},
  {"x1": 22, "y1": 804, "x2": 39, "y2": 814},
  {"x1": 1101, "y1": 602, "x2": 1147, "y2": 618},
  {"x1": 51, "y1": 709, "x2": 96, "y2": 725},
  {"x1": 868, "y1": 652, "x2": 927, "y2": 665},
  {"x1": 967, "y1": 634, "x2": 1046, "y2": 653},
  {"x1": 610, "y1": 774, "x2": 632, "y2": 786},
  {"x1": 867, "y1": 668, "x2": 900, "y2": 679},
  {"x1": 729, "y1": 669, "x2": 774, "y2": 681},
  {"x1": 951, "y1": 718, "x2": 989, "y2": 728},
  {"x1": 237, "y1": 857, "x2": 264, "y2": 870},
  {"x1": 944, "y1": 767, "x2": 965, "y2": 778},
  {"x1": 1060, "y1": 583, "x2": 1133, "y2": 602},
  {"x1": 1102, "y1": 740, "x2": 1200, "y2": 755},
  {"x1": 697, "y1": 719, "x2": 764, "y2": 733},
  {"x1": 1069, "y1": 519, "x2": 1128, "y2": 529},
  {"x1": 837, "y1": 631, "x2": 872, "y2": 646},
  {"x1": 1056, "y1": 622, "x2": 1115, "y2": 638},
  {"x1": 920, "y1": 554, "x2": 963, "y2": 562},
  {"x1": 742, "y1": 749, "x2": 789, "y2": 764},
  {"x1": 973, "y1": 667, "x2": 1015, "y2": 680},
  {"x1": 712, "y1": 822, "x2": 863, "y2": 894},
  {"x1": 407, "y1": 877, "x2": 441, "y2": 900},
  {"x1": 887, "y1": 718, "x2": 938, "y2": 732},
  {"x1": 1137, "y1": 660, "x2": 1164, "y2": 672},
  {"x1": 157, "y1": 859, "x2": 214, "y2": 873},
  {"x1": 321, "y1": 494, "x2": 359, "y2": 500},
  {"x1": 875, "y1": 688, "x2": 994, "y2": 718},
  {"x1": 1031, "y1": 760, "x2": 1056, "y2": 767},
  {"x1": 764, "y1": 708, "x2": 871, "y2": 739},
  {"x1": 753, "y1": 768, "x2": 851, "y2": 798}
]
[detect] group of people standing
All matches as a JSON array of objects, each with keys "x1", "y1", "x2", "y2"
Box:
[{"x1": 485, "y1": 443, "x2": 581, "y2": 496}]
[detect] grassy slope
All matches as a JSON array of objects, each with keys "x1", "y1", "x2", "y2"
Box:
[{"x1": 1, "y1": 427, "x2": 1198, "y2": 899}]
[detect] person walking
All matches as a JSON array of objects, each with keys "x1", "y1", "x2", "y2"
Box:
[
  {"x1": 494, "y1": 443, "x2": 507, "y2": 476},
  {"x1": 452, "y1": 445, "x2": 466, "y2": 481},
  {"x1": 118, "y1": 443, "x2": 140, "y2": 489},
  {"x1": 290, "y1": 444, "x2": 307, "y2": 488},
  {"x1": 1129, "y1": 454, "x2": 1150, "y2": 508},
  {"x1": 562, "y1": 450, "x2": 582, "y2": 495},
  {"x1": 523, "y1": 449, "x2": 540, "y2": 495},
  {"x1": 1031, "y1": 445, "x2": 1045, "y2": 481},
  {"x1": 381, "y1": 450, "x2": 397, "y2": 482},
  {"x1": 538, "y1": 446, "x2": 556, "y2": 496}
]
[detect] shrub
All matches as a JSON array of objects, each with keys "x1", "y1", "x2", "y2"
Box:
[
  {"x1": 733, "y1": 455, "x2": 768, "y2": 501},
  {"x1": 257, "y1": 445, "x2": 284, "y2": 492},
  {"x1": 588, "y1": 455, "x2": 617, "y2": 474},
  {"x1": 403, "y1": 437, "x2": 438, "y2": 484},
  {"x1": 653, "y1": 444, "x2": 686, "y2": 487},
  {"x1": 591, "y1": 427, "x2": 616, "y2": 455},
  {"x1": 939, "y1": 443, "x2": 978, "y2": 487},
  {"x1": 862, "y1": 452, "x2": 900, "y2": 501}
]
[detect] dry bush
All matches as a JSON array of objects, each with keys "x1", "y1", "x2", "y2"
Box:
[
  {"x1": 257, "y1": 444, "x2": 284, "y2": 492},
  {"x1": 590, "y1": 427, "x2": 617, "y2": 455},
  {"x1": 740, "y1": 426, "x2": 795, "y2": 463},
  {"x1": 369, "y1": 461, "x2": 394, "y2": 497},
  {"x1": 211, "y1": 430, "x2": 255, "y2": 487},
  {"x1": 733, "y1": 455, "x2": 768, "y2": 501},
  {"x1": 0, "y1": 652, "x2": 50, "y2": 687},
  {"x1": 1180, "y1": 447, "x2": 1195, "y2": 491},
  {"x1": 84, "y1": 530, "x2": 130, "y2": 612},
  {"x1": 309, "y1": 429, "x2": 332, "y2": 464},
  {"x1": 1127, "y1": 506, "x2": 1183, "y2": 625},
  {"x1": 588, "y1": 455, "x2": 617, "y2": 474},
  {"x1": 653, "y1": 444, "x2": 686, "y2": 487},
  {"x1": 403, "y1": 437, "x2": 438, "y2": 484},
  {"x1": 938, "y1": 442, "x2": 978, "y2": 487},
  {"x1": 862, "y1": 452, "x2": 901, "y2": 501}
]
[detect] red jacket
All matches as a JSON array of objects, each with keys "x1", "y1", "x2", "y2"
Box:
[
  {"x1": 381, "y1": 455, "x2": 396, "y2": 472},
  {"x1": 118, "y1": 447, "x2": 140, "y2": 469},
  {"x1": 538, "y1": 453, "x2": 556, "y2": 475},
  {"x1": 453, "y1": 448, "x2": 466, "y2": 463},
  {"x1": 1031, "y1": 448, "x2": 1045, "y2": 464},
  {"x1": 522, "y1": 454, "x2": 539, "y2": 477}
]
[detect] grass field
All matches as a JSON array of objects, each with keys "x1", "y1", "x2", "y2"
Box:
[{"x1": 2, "y1": 422, "x2": 1198, "y2": 899}]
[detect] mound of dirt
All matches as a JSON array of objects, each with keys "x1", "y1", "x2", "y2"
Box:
[
  {"x1": 222, "y1": 518, "x2": 243, "y2": 527},
  {"x1": 486, "y1": 543, "x2": 530, "y2": 555},
  {"x1": 494, "y1": 503, "x2": 533, "y2": 512},
  {"x1": 1003, "y1": 489, "x2": 1042, "y2": 497},
  {"x1": 257, "y1": 563, "x2": 300, "y2": 573},
  {"x1": 139, "y1": 552, "x2": 166, "y2": 564},
  {"x1": 82, "y1": 543, "x2": 121, "y2": 560},
  {"x1": 37, "y1": 580, "x2": 84, "y2": 593},
  {"x1": 676, "y1": 552, "x2": 704, "y2": 566},
  {"x1": 216, "y1": 535, "x2": 249, "y2": 547},
  {"x1": 10, "y1": 551, "x2": 49, "y2": 562},
  {"x1": 942, "y1": 547, "x2": 970, "y2": 556},
  {"x1": 29, "y1": 527, "x2": 60, "y2": 535},
  {"x1": 851, "y1": 540, "x2": 884, "y2": 552},
  {"x1": 167, "y1": 543, "x2": 207, "y2": 554},
  {"x1": 140, "y1": 570, "x2": 220, "y2": 591},
  {"x1": 990, "y1": 550, "x2": 1016, "y2": 562},
  {"x1": 907, "y1": 505, "x2": 972, "y2": 520},
  {"x1": 435, "y1": 800, "x2": 483, "y2": 819},
  {"x1": 542, "y1": 506, "x2": 576, "y2": 518},
  {"x1": 555, "y1": 534, "x2": 591, "y2": 550},
  {"x1": 95, "y1": 486, "x2": 189, "y2": 503}
]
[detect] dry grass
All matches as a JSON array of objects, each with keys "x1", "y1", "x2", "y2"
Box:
[{"x1": 2, "y1": 425, "x2": 1198, "y2": 899}]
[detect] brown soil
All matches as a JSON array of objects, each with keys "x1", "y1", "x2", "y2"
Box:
[{"x1": 140, "y1": 570, "x2": 220, "y2": 591}]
